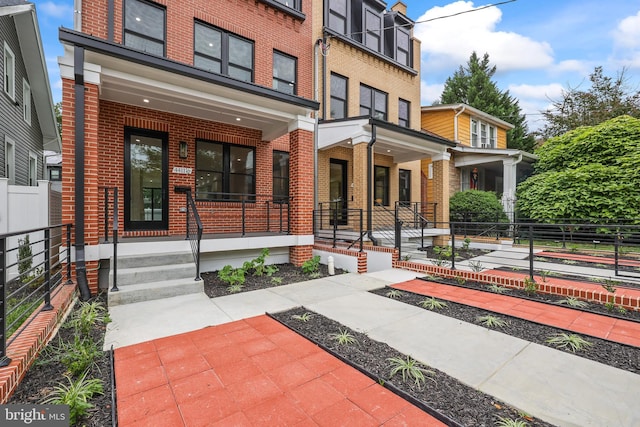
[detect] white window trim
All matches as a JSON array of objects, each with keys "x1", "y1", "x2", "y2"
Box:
[
  {"x1": 470, "y1": 117, "x2": 496, "y2": 148},
  {"x1": 427, "y1": 163, "x2": 433, "y2": 180},
  {"x1": 23, "y1": 79, "x2": 31, "y2": 125},
  {"x1": 4, "y1": 42, "x2": 16, "y2": 100},
  {"x1": 5, "y1": 136, "x2": 15, "y2": 184},
  {"x1": 28, "y1": 151, "x2": 38, "y2": 186}
]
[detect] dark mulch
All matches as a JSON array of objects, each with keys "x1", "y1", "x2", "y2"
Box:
[
  {"x1": 8, "y1": 293, "x2": 113, "y2": 427},
  {"x1": 419, "y1": 246, "x2": 490, "y2": 261},
  {"x1": 202, "y1": 263, "x2": 346, "y2": 298},
  {"x1": 272, "y1": 307, "x2": 555, "y2": 427}
]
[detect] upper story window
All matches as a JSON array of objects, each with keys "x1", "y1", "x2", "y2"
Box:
[
  {"x1": 395, "y1": 28, "x2": 410, "y2": 66},
  {"x1": 124, "y1": 0, "x2": 166, "y2": 56},
  {"x1": 4, "y1": 42, "x2": 15, "y2": 100},
  {"x1": 273, "y1": 51, "x2": 296, "y2": 95},
  {"x1": 330, "y1": 73, "x2": 348, "y2": 119},
  {"x1": 273, "y1": 150, "x2": 289, "y2": 202},
  {"x1": 360, "y1": 84, "x2": 387, "y2": 120},
  {"x1": 196, "y1": 140, "x2": 255, "y2": 201},
  {"x1": 328, "y1": 0, "x2": 348, "y2": 33},
  {"x1": 398, "y1": 98, "x2": 409, "y2": 127},
  {"x1": 364, "y1": 8, "x2": 381, "y2": 52},
  {"x1": 23, "y1": 79, "x2": 31, "y2": 125},
  {"x1": 194, "y1": 21, "x2": 254, "y2": 83},
  {"x1": 272, "y1": 0, "x2": 301, "y2": 11},
  {"x1": 471, "y1": 118, "x2": 496, "y2": 148}
]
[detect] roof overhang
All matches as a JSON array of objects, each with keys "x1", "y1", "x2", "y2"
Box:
[
  {"x1": 452, "y1": 146, "x2": 537, "y2": 168},
  {"x1": 422, "y1": 103, "x2": 515, "y2": 130},
  {"x1": 58, "y1": 28, "x2": 319, "y2": 141},
  {"x1": 2, "y1": 2, "x2": 61, "y2": 152},
  {"x1": 318, "y1": 117, "x2": 455, "y2": 163}
]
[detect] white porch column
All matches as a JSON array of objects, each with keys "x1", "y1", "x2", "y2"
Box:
[{"x1": 502, "y1": 157, "x2": 519, "y2": 221}]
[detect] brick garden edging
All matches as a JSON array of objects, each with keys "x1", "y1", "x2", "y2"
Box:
[
  {"x1": 0, "y1": 284, "x2": 77, "y2": 403},
  {"x1": 394, "y1": 260, "x2": 640, "y2": 312}
]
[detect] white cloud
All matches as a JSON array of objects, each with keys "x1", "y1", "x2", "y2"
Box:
[
  {"x1": 421, "y1": 81, "x2": 444, "y2": 105},
  {"x1": 509, "y1": 83, "x2": 564, "y2": 101},
  {"x1": 38, "y1": 2, "x2": 73, "y2": 19},
  {"x1": 613, "y1": 11, "x2": 640, "y2": 49},
  {"x1": 414, "y1": 1, "x2": 554, "y2": 72}
]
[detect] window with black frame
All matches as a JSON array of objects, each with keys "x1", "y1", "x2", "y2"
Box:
[
  {"x1": 396, "y1": 27, "x2": 410, "y2": 66},
  {"x1": 194, "y1": 21, "x2": 254, "y2": 82},
  {"x1": 360, "y1": 84, "x2": 387, "y2": 120},
  {"x1": 374, "y1": 165, "x2": 389, "y2": 206},
  {"x1": 273, "y1": 151, "x2": 289, "y2": 203},
  {"x1": 273, "y1": 51, "x2": 297, "y2": 95},
  {"x1": 328, "y1": 0, "x2": 348, "y2": 34},
  {"x1": 364, "y1": 8, "x2": 381, "y2": 52},
  {"x1": 330, "y1": 73, "x2": 348, "y2": 119},
  {"x1": 271, "y1": 0, "x2": 301, "y2": 11},
  {"x1": 196, "y1": 141, "x2": 255, "y2": 201},
  {"x1": 124, "y1": 0, "x2": 166, "y2": 56},
  {"x1": 398, "y1": 98, "x2": 410, "y2": 127}
]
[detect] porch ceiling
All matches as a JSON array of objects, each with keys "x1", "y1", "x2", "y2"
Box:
[{"x1": 318, "y1": 118, "x2": 451, "y2": 163}]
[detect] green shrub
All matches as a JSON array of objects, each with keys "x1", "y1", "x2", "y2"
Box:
[
  {"x1": 302, "y1": 255, "x2": 321, "y2": 275},
  {"x1": 44, "y1": 371, "x2": 103, "y2": 425},
  {"x1": 449, "y1": 190, "x2": 509, "y2": 223},
  {"x1": 218, "y1": 265, "x2": 246, "y2": 287}
]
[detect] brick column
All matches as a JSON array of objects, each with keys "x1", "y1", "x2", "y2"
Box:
[
  {"x1": 288, "y1": 127, "x2": 314, "y2": 265},
  {"x1": 352, "y1": 142, "x2": 368, "y2": 224},
  {"x1": 431, "y1": 152, "x2": 451, "y2": 246}
]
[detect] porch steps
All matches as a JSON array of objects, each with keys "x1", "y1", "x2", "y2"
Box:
[{"x1": 108, "y1": 252, "x2": 202, "y2": 306}]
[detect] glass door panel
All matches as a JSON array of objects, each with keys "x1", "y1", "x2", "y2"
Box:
[{"x1": 329, "y1": 159, "x2": 348, "y2": 225}]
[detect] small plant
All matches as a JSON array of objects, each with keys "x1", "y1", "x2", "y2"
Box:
[
  {"x1": 546, "y1": 333, "x2": 592, "y2": 352},
  {"x1": 557, "y1": 297, "x2": 588, "y2": 308},
  {"x1": 309, "y1": 271, "x2": 321, "y2": 279},
  {"x1": 533, "y1": 257, "x2": 549, "y2": 262},
  {"x1": 264, "y1": 264, "x2": 279, "y2": 277},
  {"x1": 69, "y1": 300, "x2": 110, "y2": 336},
  {"x1": 523, "y1": 277, "x2": 538, "y2": 296},
  {"x1": 386, "y1": 289, "x2": 403, "y2": 299},
  {"x1": 511, "y1": 266, "x2": 521, "y2": 271},
  {"x1": 302, "y1": 255, "x2": 321, "y2": 275},
  {"x1": 419, "y1": 297, "x2": 447, "y2": 310},
  {"x1": 328, "y1": 329, "x2": 358, "y2": 346},
  {"x1": 538, "y1": 270, "x2": 550, "y2": 283},
  {"x1": 430, "y1": 258, "x2": 450, "y2": 268},
  {"x1": 475, "y1": 315, "x2": 508, "y2": 328},
  {"x1": 387, "y1": 356, "x2": 434, "y2": 388},
  {"x1": 270, "y1": 276, "x2": 283, "y2": 285},
  {"x1": 292, "y1": 312, "x2": 312, "y2": 322},
  {"x1": 17, "y1": 235, "x2": 33, "y2": 279},
  {"x1": 226, "y1": 283, "x2": 244, "y2": 293},
  {"x1": 487, "y1": 284, "x2": 510, "y2": 294},
  {"x1": 602, "y1": 279, "x2": 624, "y2": 312},
  {"x1": 462, "y1": 237, "x2": 471, "y2": 251},
  {"x1": 563, "y1": 259, "x2": 578, "y2": 265},
  {"x1": 495, "y1": 416, "x2": 529, "y2": 427},
  {"x1": 468, "y1": 260, "x2": 484, "y2": 272},
  {"x1": 569, "y1": 244, "x2": 579, "y2": 253},
  {"x1": 455, "y1": 275, "x2": 466, "y2": 285},
  {"x1": 57, "y1": 336, "x2": 102, "y2": 377},
  {"x1": 43, "y1": 371, "x2": 104, "y2": 425},
  {"x1": 218, "y1": 265, "x2": 246, "y2": 287}
]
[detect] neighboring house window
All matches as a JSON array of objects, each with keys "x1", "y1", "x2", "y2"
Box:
[
  {"x1": 4, "y1": 137, "x2": 15, "y2": 184},
  {"x1": 471, "y1": 118, "x2": 496, "y2": 148},
  {"x1": 273, "y1": 51, "x2": 296, "y2": 95},
  {"x1": 23, "y1": 79, "x2": 31, "y2": 125},
  {"x1": 399, "y1": 169, "x2": 411, "y2": 203},
  {"x1": 471, "y1": 119, "x2": 478, "y2": 147},
  {"x1": 396, "y1": 28, "x2": 410, "y2": 66},
  {"x1": 328, "y1": 0, "x2": 348, "y2": 34},
  {"x1": 427, "y1": 163, "x2": 433, "y2": 180},
  {"x1": 273, "y1": 150, "x2": 289, "y2": 202},
  {"x1": 364, "y1": 7, "x2": 381, "y2": 52},
  {"x1": 4, "y1": 42, "x2": 15, "y2": 100},
  {"x1": 489, "y1": 126, "x2": 496, "y2": 147},
  {"x1": 374, "y1": 165, "x2": 389, "y2": 206},
  {"x1": 480, "y1": 123, "x2": 487, "y2": 147},
  {"x1": 124, "y1": 0, "x2": 166, "y2": 56},
  {"x1": 330, "y1": 73, "x2": 347, "y2": 119},
  {"x1": 28, "y1": 152, "x2": 37, "y2": 186},
  {"x1": 272, "y1": 0, "x2": 301, "y2": 11},
  {"x1": 194, "y1": 21, "x2": 254, "y2": 82},
  {"x1": 398, "y1": 98, "x2": 410, "y2": 127},
  {"x1": 49, "y1": 167, "x2": 61, "y2": 181},
  {"x1": 195, "y1": 140, "x2": 255, "y2": 201},
  {"x1": 360, "y1": 84, "x2": 387, "y2": 120}
]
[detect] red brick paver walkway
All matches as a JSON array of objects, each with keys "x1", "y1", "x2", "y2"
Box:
[
  {"x1": 115, "y1": 315, "x2": 445, "y2": 426},
  {"x1": 392, "y1": 279, "x2": 640, "y2": 348},
  {"x1": 536, "y1": 251, "x2": 640, "y2": 267}
]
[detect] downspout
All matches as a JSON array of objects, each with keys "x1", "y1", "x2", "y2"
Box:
[
  {"x1": 321, "y1": 37, "x2": 327, "y2": 121},
  {"x1": 74, "y1": 0, "x2": 82, "y2": 31},
  {"x1": 366, "y1": 124, "x2": 378, "y2": 245},
  {"x1": 313, "y1": 38, "x2": 322, "y2": 210},
  {"x1": 453, "y1": 104, "x2": 466, "y2": 142},
  {"x1": 74, "y1": 46, "x2": 91, "y2": 301}
]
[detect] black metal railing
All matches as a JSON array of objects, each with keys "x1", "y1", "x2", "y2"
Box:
[
  {"x1": 185, "y1": 189, "x2": 203, "y2": 280},
  {"x1": 313, "y1": 208, "x2": 364, "y2": 251},
  {"x1": 0, "y1": 224, "x2": 73, "y2": 367},
  {"x1": 102, "y1": 187, "x2": 119, "y2": 292}
]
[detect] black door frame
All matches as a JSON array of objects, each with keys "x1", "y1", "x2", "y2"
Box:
[
  {"x1": 329, "y1": 158, "x2": 348, "y2": 225},
  {"x1": 124, "y1": 127, "x2": 169, "y2": 231}
]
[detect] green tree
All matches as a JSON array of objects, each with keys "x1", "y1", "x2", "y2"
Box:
[
  {"x1": 517, "y1": 115, "x2": 640, "y2": 221},
  {"x1": 449, "y1": 190, "x2": 508, "y2": 223},
  {"x1": 539, "y1": 67, "x2": 640, "y2": 139},
  {"x1": 54, "y1": 102, "x2": 62, "y2": 135},
  {"x1": 440, "y1": 52, "x2": 536, "y2": 153}
]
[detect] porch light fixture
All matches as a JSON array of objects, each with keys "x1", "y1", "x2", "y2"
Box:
[{"x1": 179, "y1": 141, "x2": 188, "y2": 159}]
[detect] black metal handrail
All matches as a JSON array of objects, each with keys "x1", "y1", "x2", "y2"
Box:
[
  {"x1": 102, "y1": 187, "x2": 119, "y2": 292},
  {"x1": 313, "y1": 208, "x2": 364, "y2": 252},
  {"x1": 185, "y1": 190, "x2": 203, "y2": 281},
  {"x1": 0, "y1": 224, "x2": 73, "y2": 367}
]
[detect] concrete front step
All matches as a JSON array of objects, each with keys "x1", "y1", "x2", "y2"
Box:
[
  {"x1": 115, "y1": 252, "x2": 194, "y2": 269},
  {"x1": 110, "y1": 262, "x2": 197, "y2": 287},
  {"x1": 108, "y1": 277, "x2": 203, "y2": 306}
]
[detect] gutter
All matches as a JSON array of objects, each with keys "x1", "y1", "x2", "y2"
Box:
[
  {"x1": 314, "y1": 38, "x2": 322, "y2": 210},
  {"x1": 453, "y1": 104, "x2": 466, "y2": 142},
  {"x1": 366, "y1": 124, "x2": 379, "y2": 245}
]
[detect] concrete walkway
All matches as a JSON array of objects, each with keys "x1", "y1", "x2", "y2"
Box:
[{"x1": 108, "y1": 269, "x2": 640, "y2": 427}]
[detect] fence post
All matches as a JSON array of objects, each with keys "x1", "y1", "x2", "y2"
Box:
[
  {"x1": 450, "y1": 223, "x2": 456, "y2": 270},
  {"x1": 359, "y1": 209, "x2": 363, "y2": 252},
  {"x1": 496, "y1": 211, "x2": 500, "y2": 240},
  {"x1": 111, "y1": 187, "x2": 119, "y2": 292},
  {"x1": 241, "y1": 199, "x2": 246, "y2": 236},
  {"x1": 332, "y1": 208, "x2": 337, "y2": 248},
  {"x1": 266, "y1": 201, "x2": 270, "y2": 232},
  {"x1": 0, "y1": 236, "x2": 10, "y2": 367},
  {"x1": 66, "y1": 224, "x2": 73, "y2": 284},
  {"x1": 614, "y1": 232, "x2": 619, "y2": 276},
  {"x1": 103, "y1": 188, "x2": 109, "y2": 243},
  {"x1": 42, "y1": 228, "x2": 53, "y2": 311},
  {"x1": 529, "y1": 224, "x2": 534, "y2": 281}
]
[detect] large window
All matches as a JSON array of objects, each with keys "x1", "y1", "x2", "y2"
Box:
[
  {"x1": 471, "y1": 118, "x2": 496, "y2": 148},
  {"x1": 23, "y1": 79, "x2": 31, "y2": 125},
  {"x1": 4, "y1": 136, "x2": 15, "y2": 184},
  {"x1": 196, "y1": 141, "x2": 255, "y2": 201},
  {"x1": 28, "y1": 152, "x2": 37, "y2": 186},
  {"x1": 360, "y1": 85, "x2": 387, "y2": 120},
  {"x1": 364, "y1": 8, "x2": 381, "y2": 52},
  {"x1": 273, "y1": 51, "x2": 296, "y2": 95},
  {"x1": 398, "y1": 98, "x2": 410, "y2": 127},
  {"x1": 194, "y1": 21, "x2": 254, "y2": 82},
  {"x1": 4, "y1": 42, "x2": 15, "y2": 100},
  {"x1": 396, "y1": 28, "x2": 410, "y2": 66},
  {"x1": 330, "y1": 73, "x2": 347, "y2": 119},
  {"x1": 374, "y1": 165, "x2": 389, "y2": 206},
  {"x1": 328, "y1": 0, "x2": 348, "y2": 33},
  {"x1": 273, "y1": 151, "x2": 289, "y2": 202},
  {"x1": 124, "y1": 0, "x2": 166, "y2": 56}
]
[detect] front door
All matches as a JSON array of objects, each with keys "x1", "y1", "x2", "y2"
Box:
[
  {"x1": 399, "y1": 169, "x2": 411, "y2": 206},
  {"x1": 124, "y1": 128, "x2": 169, "y2": 231},
  {"x1": 329, "y1": 159, "x2": 348, "y2": 225}
]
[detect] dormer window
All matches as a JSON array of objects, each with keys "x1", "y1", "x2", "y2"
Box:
[
  {"x1": 328, "y1": 0, "x2": 348, "y2": 33},
  {"x1": 471, "y1": 118, "x2": 496, "y2": 148},
  {"x1": 364, "y1": 8, "x2": 381, "y2": 52}
]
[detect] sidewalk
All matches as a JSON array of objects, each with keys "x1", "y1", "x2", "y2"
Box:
[{"x1": 110, "y1": 269, "x2": 640, "y2": 427}]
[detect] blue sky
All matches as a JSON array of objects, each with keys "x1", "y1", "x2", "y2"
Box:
[{"x1": 34, "y1": 0, "x2": 640, "y2": 131}]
